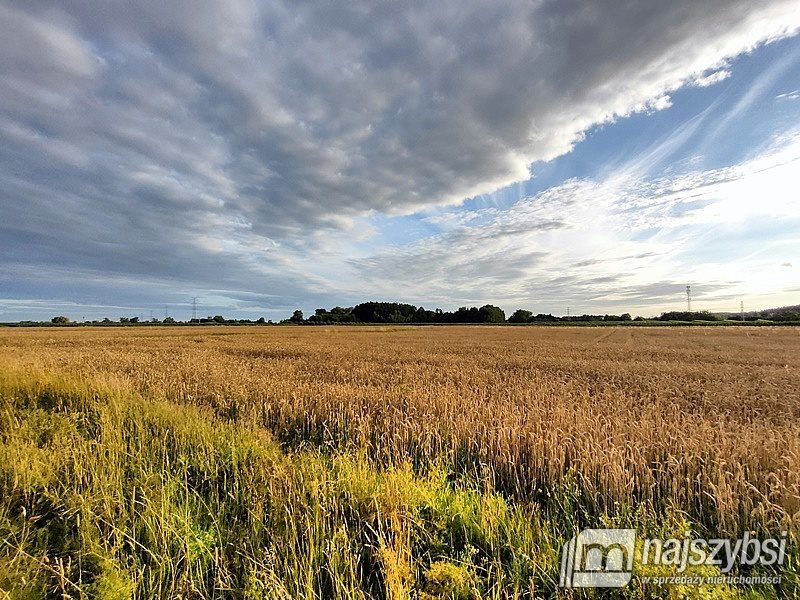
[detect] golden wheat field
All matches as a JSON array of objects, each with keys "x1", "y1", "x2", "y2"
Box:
[{"x1": 1, "y1": 325, "x2": 799, "y2": 598}]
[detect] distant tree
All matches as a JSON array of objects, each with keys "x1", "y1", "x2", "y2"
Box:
[
  {"x1": 415, "y1": 306, "x2": 434, "y2": 323},
  {"x1": 760, "y1": 306, "x2": 800, "y2": 321},
  {"x1": 163, "y1": 316, "x2": 176, "y2": 324},
  {"x1": 479, "y1": 305, "x2": 506, "y2": 323},
  {"x1": 51, "y1": 315, "x2": 70, "y2": 324},
  {"x1": 658, "y1": 311, "x2": 720, "y2": 322},
  {"x1": 120, "y1": 317, "x2": 130, "y2": 324},
  {"x1": 452, "y1": 306, "x2": 479, "y2": 323},
  {"x1": 508, "y1": 309, "x2": 533, "y2": 324},
  {"x1": 353, "y1": 302, "x2": 417, "y2": 323},
  {"x1": 101, "y1": 318, "x2": 112, "y2": 324},
  {"x1": 307, "y1": 310, "x2": 323, "y2": 324},
  {"x1": 287, "y1": 301, "x2": 524, "y2": 325},
  {"x1": 308, "y1": 306, "x2": 356, "y2": 324},
  {"x1": 533, "y1": 313, "x2": 558, "y2": 322},
  {"x1": 330, "y1": 306, "x2": 354, "y2": 320},
  {"x1": 212, "y1": 315, "x2": 225, "y2": 323},
  {"x1": 601, "y1": 314, "x2": 632, "y2": 322},
  {"x1": 130, "y1": 317, "x2": 140, "y2": 323},
  {"x1": 256, "y1": 317, "x2": 266, "y2": 324}
]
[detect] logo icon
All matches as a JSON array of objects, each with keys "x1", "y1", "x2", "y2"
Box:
[{"x1": 560, "y1": 528, "x2": 636, "y2": 588}]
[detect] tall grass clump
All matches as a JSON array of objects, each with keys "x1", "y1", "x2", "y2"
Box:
[{"x1": 0, "y1": 370, "x2": 569, "y2": 598}]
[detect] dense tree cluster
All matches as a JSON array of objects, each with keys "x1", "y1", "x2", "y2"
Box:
[
  {"x1": 296, "y1": 302, "x2": 507, "y2": 324},
  {"x1": 754, "y1": 305, "x2": 800, "y2": 322},
  {"x1": 15, "y1": 303, "x2": 800, "y2": 327},
  {"x1": 188, "y1": 316, "x2": 271, "y2": 324},
  {"x1": 507, "y1": 310, "x2": 631, "y2": 323},
  {"x1": 657, "y1": 311, "x2": 720, "y2": 322},
  {"x1": 767, "y1": 311, "x2": 800, "y2": 322}
]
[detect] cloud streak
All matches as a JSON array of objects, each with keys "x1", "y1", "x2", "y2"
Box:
[{"x1": 350, "y1": 132, "x2": 800, "y2": 313}]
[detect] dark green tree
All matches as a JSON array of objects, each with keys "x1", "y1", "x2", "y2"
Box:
[
  {"x1": 508, "y1": 309, "x2": 533, "y2": 323},
  {"x1": 479, "y1": 305, "x2": 506, "y2": 323}
]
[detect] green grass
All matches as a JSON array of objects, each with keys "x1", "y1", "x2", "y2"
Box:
[{"x1": 0, "y1": 371, "x2": 793, "y2": 598}]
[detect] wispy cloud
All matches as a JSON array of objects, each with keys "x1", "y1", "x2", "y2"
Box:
[
  {"x1": 350, "y1": 133, "x2": 800, "y2": 314},
  {"x1": 776, "y1": 89, "x2": 800, "y2": 100}
]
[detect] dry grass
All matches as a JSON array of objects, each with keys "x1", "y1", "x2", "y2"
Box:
[
  {"x1": 1, "y1": 325, "x2": 798, "y2": 534},
  {"x1": 1, "y1": 325, "x2": 799, "y2": 598}
]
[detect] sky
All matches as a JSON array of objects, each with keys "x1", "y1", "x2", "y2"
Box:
[{"x1": 1, "y1": 1, "x2": 800, "y2": 322}]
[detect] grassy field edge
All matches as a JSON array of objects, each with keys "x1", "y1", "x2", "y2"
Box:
[{"x1": 0, "y1": 369, "x2": 792, "y2": 599}]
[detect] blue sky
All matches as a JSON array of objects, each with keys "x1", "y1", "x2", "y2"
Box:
[
  {"x1": 378, "y1": 34, "x2": 800, "y2": 236},
  {"x1": 1, "y1": 1, "x2": 799, "y2": 321},
  {"x1": 354, "y1": 34, "x2": 800, "y2": 316}
]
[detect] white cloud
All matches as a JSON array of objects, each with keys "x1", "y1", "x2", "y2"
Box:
[
  {"x1": 350, "y1": 133, "x2": 800, "y2": 313},
  {"x1": 3, "y1": 1, "x2": 800, "y2": 231},
  {"x1": 692, "y1": 69, "x2": 733, "y2": 87}
]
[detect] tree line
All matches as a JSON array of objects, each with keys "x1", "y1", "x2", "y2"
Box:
[
  {"x1": 14, "y1": 303, "x2": 800, "y2": 327},
  {"x1": 291, "y1": 302, "x2": 508, "y2": 324},
  {"x1": 289, "y1": 303, "x2": 641, "y2": 324}
]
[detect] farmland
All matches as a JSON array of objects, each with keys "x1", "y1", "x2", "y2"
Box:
[{"x1": 1, "y1": 326, "x2": 799, "y2": 598}]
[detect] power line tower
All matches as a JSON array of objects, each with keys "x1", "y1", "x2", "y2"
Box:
[
  {"x1": 740, "y1": 301, "x2": 744, "y2": 322},
  {"x1": 686, "y1": 285, "x2": 692, "y2": 313},
  {"x1": 191, "y1": 297, "x2": 197, "y2": 322}
]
